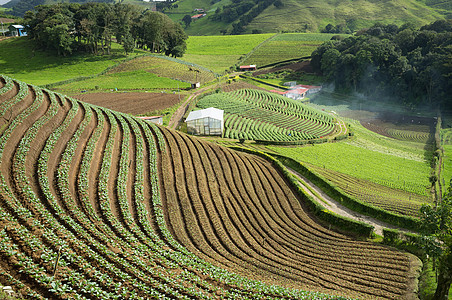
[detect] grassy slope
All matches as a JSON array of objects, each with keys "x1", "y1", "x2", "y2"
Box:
[
  {"x1": 171, "y1": 0, "x2": 444, "y2": 35},
  {"x1": 0, "y1": 38, "x2": 130, "y2": 86},
  {"x1": 248, "y1": 0, "x2": 443, "y2": 33},
  {"x1": 242, "y1": 33, "x2": 342, "y2": 66},
  {"x1": 0, "y1": 34, "x2": 276, "y2": 89},
  {"x1": 184, "y1": 33, "x2": 274, "y2": 73}
]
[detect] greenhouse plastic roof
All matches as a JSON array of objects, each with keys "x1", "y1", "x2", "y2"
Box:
[{"x1": 186, "y1": 107, "x2": 224, "y2": 122}]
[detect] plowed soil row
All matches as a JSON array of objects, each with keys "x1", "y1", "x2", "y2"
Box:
[
  {"x1": 158, "y1": 127, "x2": 416, "y2": 300},
  {"x1": 73, "y1": 92, "x2": 180, "y2": 115},
  {"x1": 0, "y1": 75, "x2": 421, "y2": 300},
  {"x1": 0, "y1": 78, "x2": 233, "y2": 299}
]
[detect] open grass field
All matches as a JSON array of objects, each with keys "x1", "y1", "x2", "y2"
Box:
[
  {"x1": 269, "y1": 133, "x2": 431, "y2": 195},
  {"x1": 0, "y1": 74, "x2": 421, "y2": 299},
  {"x1": 0, "y1": 38, "x2": 130, "y2": 86},
  {"x1": 242, "y1": 33, "x2": 344, "y2": 67},
  {"x1": 184, "y1": 34, "x2": 274, "y2": 72}
]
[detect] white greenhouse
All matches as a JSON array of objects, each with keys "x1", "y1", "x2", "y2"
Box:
[{"x1": 185, "y1": 107, "x2": 224, "y2": 136}]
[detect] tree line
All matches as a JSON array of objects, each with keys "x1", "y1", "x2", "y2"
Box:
[
  {"x1": 23, "y1": 2, "x2": 187, "y2": 57},
  {"x1": 311, "y1": 21, "x2": 452, "y2": 109}
]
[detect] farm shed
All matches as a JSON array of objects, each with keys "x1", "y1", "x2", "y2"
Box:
[
  {"x1": 191, "y1": 13, "x2": 206, "y2": 20},
  {"x1": 297, "y1": 84, "x2": 322, "y2": 95},
  {"x1": 240, "y1": 65, "x2": 257, "y2": 71},
  {"x1": 8, "y1": 25, "x2": 26, "y2": 37},
  {"x1": 138, "y1": 116, "x2": 163, "y2": 125},
  {"x1": 185, "y1": 107, "x2": 223, "y2": 136},
  {"x1": 284, "y1": 87, "x2": 308, "y2": 100}
]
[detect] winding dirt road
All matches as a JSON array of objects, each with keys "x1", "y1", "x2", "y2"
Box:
[{"x1": 288, "y1": 168, "x2": 416, "y2": 236}]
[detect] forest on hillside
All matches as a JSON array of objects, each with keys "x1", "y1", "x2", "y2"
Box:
[
  {"x1": 311, "y1": 21, "x2": 452, "y2": 110},
  {"x1": 23, "y1": 3, "x2": 187, "y2": 57}
]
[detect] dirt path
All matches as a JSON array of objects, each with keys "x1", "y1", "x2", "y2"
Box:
[
  {"x1": 167, "y1": 85, "x2": 214, "y2": 130},
  {"x1": 288, "y1": 168, "x2": 416, "y2": 236}
]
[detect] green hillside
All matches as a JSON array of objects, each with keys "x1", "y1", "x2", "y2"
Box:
[{"x1": 169, "y1": 0, "x2": 446, "y2": 35}]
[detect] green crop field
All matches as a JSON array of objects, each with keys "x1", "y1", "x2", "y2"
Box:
[
  {"x1": 184, "y1": 34, "x2": 274, "y2": 72},
  {"x1": 195, "y1": 88, "x2": 337, "y2": 141},
  {"x1": 269, "y1": 139, "x2": 431, "y2": 196},
  {"x1": 272, "y1": 33, "x2": 345, "y2": 42},
  {"x1": 53, "y1": 70, "x2": 191, "y2": 92},
  {"x1": 0, "y1": 37, "x2": 130, "y2": 86},
  {"x1": 107, "y1": 55, "x2": 217, "y2": 84},
  {"x1": 267, "y1": 113, "x2": 433, "y2": 217},
  {"x1": 442, "y1": 144, "x2": 452, "y2": 189}
]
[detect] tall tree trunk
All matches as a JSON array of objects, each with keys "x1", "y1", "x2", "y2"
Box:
[{"x1": 434, "y1": 252, "x2": 452, "y2": 300}]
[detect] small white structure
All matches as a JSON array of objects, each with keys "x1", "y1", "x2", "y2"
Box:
[
  {"x1": 138, "y1": 116, "x2": 163, "y2": 125},
  {"x1": 8, "y1": 25, "x2": 26, "y2": 37},
  {"x1": 185, "y1": 107, "x2": 224, "y2": 136}
]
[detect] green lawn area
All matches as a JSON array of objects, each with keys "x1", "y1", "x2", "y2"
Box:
[{"x1": 0, "y1": 37, "x2": 130, "y2": 86}]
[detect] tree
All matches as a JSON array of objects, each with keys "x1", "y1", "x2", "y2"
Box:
[
  {"x1": 182, "y1": 15, "x2": 191, "y2": 28},
  {"x1": 420, "y1": 182, "x2": 452, "y2": 299},
  {"x1": 274, "y1": 0, "x2": 283, "y2": 8},
  {"x1": 24, "y1": 4, "x2": 76, "y2": 55}
]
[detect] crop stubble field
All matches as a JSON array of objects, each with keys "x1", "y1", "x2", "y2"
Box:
[
  {"x1": 73, "y1": 91, "x2": 181, "y2": 115},
  {"x1": 0, "y1": 74, "x2": 420, "y2": 299}
]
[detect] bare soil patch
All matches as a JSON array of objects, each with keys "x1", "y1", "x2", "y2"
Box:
[{"x1": 73, "y1": 92, "x2": 180, "y2": 115}]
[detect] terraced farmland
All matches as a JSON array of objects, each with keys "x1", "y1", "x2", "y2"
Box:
[
  {"x1": 0, "y1": 75, "x2": 418, "y2": 299},
  {"x1": 107, "y1": 55, "x2": 218, "y2": 85},
  {"x1": 197, "y1": 89, "x2": 338, "y2": 142},
  {"x1": 308, "y1": 165, "x2": 429, "y2": 217}
]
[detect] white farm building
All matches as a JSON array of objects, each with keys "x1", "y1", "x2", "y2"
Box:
[{"x1": 185, "y1": 107, "x2": 224, "y2": 136}]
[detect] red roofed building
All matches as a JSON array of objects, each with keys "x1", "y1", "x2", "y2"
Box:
[
  {"x1": 271, "y1": 88, "x2": 308, "y2": 100},
  {"x1": 239, "y1": 65, "x2": 257, "y2": 71},
  {"x1": 296, "y1": 84, "x2": 322, "y2": 95},
  {"x1": 191, "y1": 13, "x2": 206, "y2": 20}
]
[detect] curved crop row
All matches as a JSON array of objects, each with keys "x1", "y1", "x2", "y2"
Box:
[
  {"x1": 197, "y1": 89, "x2": 337, "y2": 142},
  {"x1": 360, "y1": 120, "x2": 432, "y2": 143},
  {"x1": 158, "y1": 126, "x2": 415, "y2": 299},
  {"x1": 0, "y1": 75, "x2": 416, "y2": 300}
]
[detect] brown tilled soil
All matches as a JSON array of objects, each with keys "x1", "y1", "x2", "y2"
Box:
[{"x1": 73, "y1": 92, "x2": 181, "y2": 115}]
